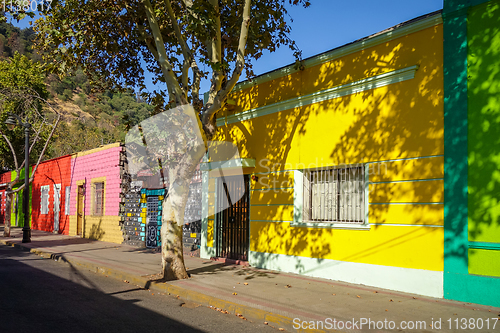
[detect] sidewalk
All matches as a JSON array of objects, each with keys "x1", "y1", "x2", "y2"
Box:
[{"x1": 1, "y1": 226, "x2": 499, "y2": 333}]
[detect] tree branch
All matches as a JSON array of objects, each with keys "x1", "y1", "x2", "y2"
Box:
[
  {"x1": 137, "y1": 22, "x2": 161, "y2": 62},
  {"x1": 0, "y1": 128, "x2": 19, "y2": 170},
  {"x1": 17, "y1": 114, "x2": 60, "y2": 191},
  {"x1": 202, "y1": 0, "x2": 251, "y2": 130},
  {"x1": 206, "y1": 0, "x2": 223, "y2": 107},
  {"x1": 144, "y1": 0, "x2": 186, "y2": 105},
  {"x1": 164, "y1": 0, "x2": 195, "y2": 97}
]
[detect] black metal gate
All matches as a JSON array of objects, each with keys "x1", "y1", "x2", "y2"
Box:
[{"x1": 216, "y1": 175, "x2": 249, "y2": 261}]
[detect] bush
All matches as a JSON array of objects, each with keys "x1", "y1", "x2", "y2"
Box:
[{"x1": 63, "y1": 88, "x2": 73, "y2": 100}]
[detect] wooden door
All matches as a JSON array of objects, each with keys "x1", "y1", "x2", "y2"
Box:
[{"x1": 77, "y1": 185, "x2": 84, "y2": 236}]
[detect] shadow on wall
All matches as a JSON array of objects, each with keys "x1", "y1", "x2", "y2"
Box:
[
  {"x1": 88, "y1": 219, "x2": 105, "y2": 241},
  {"x1": 465, "y1": 3, "x2": 500, "y2": 270},
  {"x1": 216, "y1": 23, "x2": 445, "y2": 271}
]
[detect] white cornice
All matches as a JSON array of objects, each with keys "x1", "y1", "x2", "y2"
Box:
[
  {"x1": 232, "y1": 13, "x2": 441, "y2": 93},
  {"x1": 217, "y1": 65, "x2": 418, "y2": 126},
  {"x1": 200, "y1": 158, "x2": 256, "y2": 171}
]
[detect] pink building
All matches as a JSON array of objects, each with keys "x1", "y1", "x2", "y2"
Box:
[{"x1": 67, "y1": 143, "x2": 126, "y2": 244}]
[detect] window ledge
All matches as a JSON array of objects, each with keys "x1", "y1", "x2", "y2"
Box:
[{"x1": 290, "y1": 221, "x2": 371, "y2": 230}]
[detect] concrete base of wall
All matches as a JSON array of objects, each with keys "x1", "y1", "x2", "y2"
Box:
[{"x1": 248, "y1": 251, "x2": 444, "y2": 298}]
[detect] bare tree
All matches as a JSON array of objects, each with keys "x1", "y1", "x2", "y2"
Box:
[{"x1": 1, "y1": 88, "x2": 61, "y2": 237}]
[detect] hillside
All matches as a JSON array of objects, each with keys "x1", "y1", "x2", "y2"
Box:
[{"x1": 0, "y1": 21, "x2": 153, "y2": 160}]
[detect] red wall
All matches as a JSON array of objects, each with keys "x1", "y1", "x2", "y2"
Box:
[
  {"x1": 0, "y1": 171, "x2": 11, "y2": 225},
  {"x1": 31, "y1": 155, "x2": 72, "y2": 234}
]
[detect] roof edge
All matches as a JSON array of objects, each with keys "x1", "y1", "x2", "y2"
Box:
[{"x1": 232, "y1": 10, "x2": 443, "y2": 93}]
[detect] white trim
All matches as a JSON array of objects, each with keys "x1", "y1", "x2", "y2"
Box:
[
  {"x1": 217, "y1": 65, "x2": 418, "y2": 126},
  {"x1": 248, "y1": 251, "x2": 443, "y2": 298},
  {"x1": 232, "y1": 13, "x2": 441, "y2": 93},
  {"x1": 364, "y1": 164, "x2": 369, "y2": 225},
  {"x1": 371, "y1": 223, "x2": 444, "y2": 228},
  {"x1": 369, "y1": 178, "x2": 443, "y2": 184},
  {"x1": 368, "y1": 155, "x2": 444, "y2": 164},
  {"x1": 369, "y1": 202, "x2": 444, "y2": 205},
  {"x1": 200, "y1": 158, "x2": 256, "y2": 171},
  {"x1": 200, "y1": 154, "x2": 216, "y2": 259}
]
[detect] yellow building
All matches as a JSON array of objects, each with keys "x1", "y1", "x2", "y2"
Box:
[{"x1": 201, "y1": 11, "x2": 444, "y2": 297}]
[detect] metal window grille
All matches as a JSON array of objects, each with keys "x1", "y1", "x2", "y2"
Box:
[
  {"x1": 94, "y1": 182, "x2": 104, "y2": 216},
  {"x1": 304, "y1": 166, "x2": 365, "y2": 223},
  {"x1": 41, "y1": 186, "x2": 49, "y2": 215}
]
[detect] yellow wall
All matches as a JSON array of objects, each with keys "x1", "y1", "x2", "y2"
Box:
[
  {"x1": 69, "y1": 215, "x2": 123, "y2": 244},
  {"x1": 207, "y1": 23, "x2": 444, "y2": 272}
]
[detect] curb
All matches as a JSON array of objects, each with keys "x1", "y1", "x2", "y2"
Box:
[{"x1": 0, "y1": 239, "x2": 330, "y2": 333}]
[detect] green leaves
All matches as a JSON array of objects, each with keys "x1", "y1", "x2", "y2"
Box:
[{"x1": 0, "y1": 53, "x2": 51, "y2": 169}]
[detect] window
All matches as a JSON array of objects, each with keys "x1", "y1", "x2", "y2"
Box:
[
  {"x1": 65, "y1": 186, "x2": 71, "y2": 215},
  {"x1": 303, "y1": 166, "x2": 365, "y2": 224},
  {"x1": 41, "y1": 185, "x2": 50, "y2": 214},
  {"x1": 93, "y1": 182, "x2": 104, "y2": 216}
]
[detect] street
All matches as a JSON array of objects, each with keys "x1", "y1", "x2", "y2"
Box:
[{"x1": 0, "y1": 244, "x2": 275, "y2": 333}]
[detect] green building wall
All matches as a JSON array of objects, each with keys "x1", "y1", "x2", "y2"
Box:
[
  {"x1": 444, "y1": 0, "x2": 500, "y2": 307},
  {"x1": 9, "y1": 167, "x2": 32, "y2": 228}
]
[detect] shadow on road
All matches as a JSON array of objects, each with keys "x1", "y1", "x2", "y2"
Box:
[{"x1": 0, "y1": 244, "x2": 206, "y2": 333}]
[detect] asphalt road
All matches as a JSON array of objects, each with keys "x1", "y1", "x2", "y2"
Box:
[{"x1": 0, "y1": 244, "x2": 276, "y2": 333}]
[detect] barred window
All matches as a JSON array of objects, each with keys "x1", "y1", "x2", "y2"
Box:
[
  {"x1": 41, "y1": 185, "x2": 50, "y2": 215},
  {"x1": 303, "y1": 166, "x2": 365, "y2": 223},
  {"x1": 93, "y1": 182, "x2": 104, "y2": 216}
]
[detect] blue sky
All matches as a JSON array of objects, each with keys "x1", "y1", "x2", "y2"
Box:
[{"x1": 12, "y1": 0, "x2": 443, "y2": 95}]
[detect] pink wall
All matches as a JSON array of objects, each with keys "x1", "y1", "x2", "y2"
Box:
[{"x1": 69, "y1": 146, "x2": 122, "y2": 216}]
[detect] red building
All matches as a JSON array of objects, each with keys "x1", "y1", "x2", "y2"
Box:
[
  {"x1": 0, "y1": 171, "x2": 12, "y2": 225},
  {"x1": 31, "y1": 155, "x2": 72, "y2": 234}
]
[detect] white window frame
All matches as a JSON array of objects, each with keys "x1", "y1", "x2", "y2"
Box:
[
  {"x1": 65, "y1": 186, "x2": 71, "y2": 215},
  {"x1": 292, "y1": 164, "x2": 370, "y2": 229},
  {"x1": 40, "y1": 185, "x2": 50, "y2": 215}
]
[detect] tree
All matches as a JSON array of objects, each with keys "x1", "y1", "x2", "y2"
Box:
[
  {"x1": 0, "y1": 53, "x2": 61, "y2": 236},
  {"x1": 35, "y1": 0, "x2": 310, "y2": 279}
]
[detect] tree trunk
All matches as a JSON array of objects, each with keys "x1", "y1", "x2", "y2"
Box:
[
  {"x1": 161, "y1": 178, "x2": 191, "y2": 280},
  {"x1": 3, "y1": 189, "x2": 12, "y2": 237}
]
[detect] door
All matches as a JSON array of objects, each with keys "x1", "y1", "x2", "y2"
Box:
[
  {"x1": 53, "y1": 184, "x2": 61, "y2": 232},
  {"x1": 14, "y1": 193, "x2": 19, "y2": 227},
  {"x1": 216, "y1": 175, "x2": 250, "y2": 261},
  {"x1": 77, "y1": 185, "x2": 84, "y2": 236}
]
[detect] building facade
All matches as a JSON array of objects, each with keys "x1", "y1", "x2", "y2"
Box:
[
  {"x1": 201, "y1": 11, "x2": 445, "y2": 298},
  {"x1": 443, "y1": 0, "x2": 500, "y2": 307},
  {"x1": 31, "y1": 155, "x2": 72, "y2": 234},
  {"x1": 67, "y1": 143, "x2": 127, "y2": 244}
]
